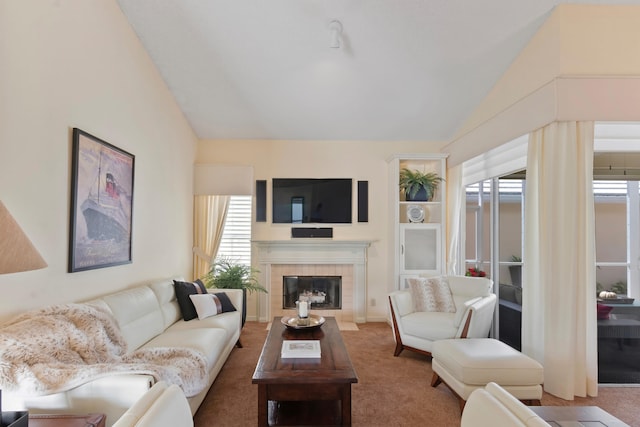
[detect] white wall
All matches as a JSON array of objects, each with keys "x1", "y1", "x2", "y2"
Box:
[
  {"x1": 197, "y1": 139, "x2": 444, "y2": 321},
  {"x1": 0, "y1": 0, "x2": 197, "y2": 323}
]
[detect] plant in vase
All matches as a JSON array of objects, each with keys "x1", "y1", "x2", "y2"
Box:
[
  {"x1": 201, "y1": 257, "x2": 267, "y2": 327},
  {"x1": 399, "y1": 168, "x2": 444, "y2": 201},
  {"x1": 465, "y1": 267, "x2": 486, "y2": 277}
]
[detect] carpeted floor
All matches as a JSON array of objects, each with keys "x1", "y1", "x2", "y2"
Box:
[{"x1": 193, "y1": 322, "x2": 640, "y2": 426}]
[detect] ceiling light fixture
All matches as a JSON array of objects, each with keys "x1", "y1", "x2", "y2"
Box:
[{"x1": 329, "y1": 20, "x2": 343, "y2": 49}]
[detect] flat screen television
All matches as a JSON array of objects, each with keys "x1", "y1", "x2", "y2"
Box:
[{"x1": 272, "y1": 178, "x2": 352, "y2": 224}]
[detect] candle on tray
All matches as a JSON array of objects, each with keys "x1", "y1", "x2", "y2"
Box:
[{"x1": 298, "y1": 301, "x2": 308, "y2": 318}]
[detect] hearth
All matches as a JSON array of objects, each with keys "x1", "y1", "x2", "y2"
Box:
[
  {"x1": 283, "y1": 276, "x2": 341, "y2": 310},
  {"x1": 254, "y1": 240, "x2": 372, "y2": 323}
]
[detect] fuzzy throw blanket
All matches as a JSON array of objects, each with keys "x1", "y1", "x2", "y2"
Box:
[{"x1": 0, "y1": 303, "x2": 208, "y2": 397}]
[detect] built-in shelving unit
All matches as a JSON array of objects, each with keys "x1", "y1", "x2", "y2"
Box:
[{"x1": 388, "y1": 154, "x2": 448, "y2": 290}]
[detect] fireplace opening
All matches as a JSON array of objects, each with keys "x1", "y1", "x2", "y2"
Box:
[{"x1": 283, "y1": 276, "x2": 341, "y2": 310}]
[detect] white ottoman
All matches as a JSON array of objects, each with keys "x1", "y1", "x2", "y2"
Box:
[{"x1": 431, "y1": 338, "x2": 543, "y2": 410}]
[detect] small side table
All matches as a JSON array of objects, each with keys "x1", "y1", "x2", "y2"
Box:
[
  {"x1": 530, "y1": 406, "x2": 629, "y2": 426},
  {"x1": 28, "y1": 413, "x2": 106, "y2": 427}
]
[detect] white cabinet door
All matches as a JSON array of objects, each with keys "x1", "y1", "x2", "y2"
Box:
[{"x1": 400, "y1": 223, "x2": 441, "y2": 276}]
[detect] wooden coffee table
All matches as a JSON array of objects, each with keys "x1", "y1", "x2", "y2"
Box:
[{"x1": 252, "y1": 316, "x2": 358, "y2": 427}]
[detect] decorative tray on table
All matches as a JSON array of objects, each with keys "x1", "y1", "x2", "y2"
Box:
[
  {"x1": 281, "y1": 314, "x2": 325, "y2": 330},
  {"x1": 598, "y1": 297, "x2": 635, "y2": 304}
]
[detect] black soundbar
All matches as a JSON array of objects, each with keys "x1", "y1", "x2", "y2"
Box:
[{"x1": 291, "y1": 227, "x2": 333, "y2": 238}]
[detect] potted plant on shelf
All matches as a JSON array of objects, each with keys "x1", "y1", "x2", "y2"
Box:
[
  {"x1": 202, "y1": 257, "x2": 267, "y2": 327},
  {"x1": 399, "y1": 168, "x2": 444, "y2": 201}
]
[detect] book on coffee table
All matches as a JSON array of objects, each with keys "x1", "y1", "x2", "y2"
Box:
[{"x1": 281, "y1": 340, "x2": 321, "y2": 358}]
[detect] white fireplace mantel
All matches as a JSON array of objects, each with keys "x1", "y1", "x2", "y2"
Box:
[{"x1": 253, "y1": 240, "x2": 373, "y2": 323}]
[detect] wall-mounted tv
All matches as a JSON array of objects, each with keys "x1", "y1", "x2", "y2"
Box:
[{"x1": 272, "y1": 178, "x2": 352, "y2": 224}]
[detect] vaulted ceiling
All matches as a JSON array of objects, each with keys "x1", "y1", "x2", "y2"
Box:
[{"x1": 117, "y1": 1, "x2": 640, "y2": 142}]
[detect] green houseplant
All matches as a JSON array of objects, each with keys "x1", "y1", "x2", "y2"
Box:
[
  {"x1": 399, "y1": 168, "x2": 444, "y2": 201},
  {"x1": 202, "y1": 257, "x2": 267, "y2": 326}
]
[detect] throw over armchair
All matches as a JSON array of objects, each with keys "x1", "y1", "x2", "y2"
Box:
[{"x1": 388, "y1": 275, "x2": 496, "y2": 356}]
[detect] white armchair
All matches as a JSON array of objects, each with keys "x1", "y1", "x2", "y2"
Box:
[
  {"x1": 461, "y1": 382, "x2": 549, "y2": 427},
  {"x1": 388, "y1": 275, "x2": 496, "y2": 356}
]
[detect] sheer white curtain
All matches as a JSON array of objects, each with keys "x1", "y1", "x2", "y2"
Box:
[
  {"x1": 523, "y1": 121, "x2": 598, "y2": 399},
  {"x1": 446, "y1": 163, "x2": 464, "y2": 275},
  {"x1": 192, "y1": 195, "x2": 230, "y2": 280}
]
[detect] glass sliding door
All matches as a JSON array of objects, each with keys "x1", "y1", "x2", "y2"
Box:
[
  {"x1": 497, "y1": 176, "x2": 524, "y2": 349},
  {"x1": 466, "y1": 174, "x2": 525, "y2": 349},
  {"x1": 594, "y1": 179, "x2": 640, "y2": 384},
  {"x1": 465, "y1": 180, "x2": 491, "y2": 278},
  {"x1": 461, "y1": 145, "x2": 640, "y2": 384}
]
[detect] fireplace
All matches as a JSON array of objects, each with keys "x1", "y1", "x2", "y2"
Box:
[
  {"x1": 254, "y1": 240, "x2": 372, "y2": 323},
  {"x1": 283, "y1": 276, "x2": 342, "y2": 310}
]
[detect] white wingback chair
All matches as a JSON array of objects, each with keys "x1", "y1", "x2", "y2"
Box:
[
  {"x1": 461, "y1": 382, "x2": 549, "y2": 427},
  {"x1": 388, "y1": 275, "x2": 496, "y2": 356}
]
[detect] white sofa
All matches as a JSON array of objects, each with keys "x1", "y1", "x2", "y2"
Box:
[
  {"x1": 461, "y1": 382, "x2": 549, "y2": 427},
  {"x1": 388, "y1": 275, "x2": 496, "y2": 356},
  {"x1": 2, "y1": 278, "x2": 242, "y2": 427}
]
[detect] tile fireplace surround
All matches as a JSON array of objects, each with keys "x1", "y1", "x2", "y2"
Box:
[{"x1": 253, "y1": 240, "x2": 372, "y2": 323}]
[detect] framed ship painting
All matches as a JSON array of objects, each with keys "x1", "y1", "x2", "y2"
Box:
[{"x1": 69, "y1": 128, "x2": 135, "y2": 272}]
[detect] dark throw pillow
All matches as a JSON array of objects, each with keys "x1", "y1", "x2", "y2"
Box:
[
  {"x1": 213, "y1": 292, "x2": 237, "y2": 313},
  {"x1": 174, "y1": 279, "x2": 208, "y2": 321}
]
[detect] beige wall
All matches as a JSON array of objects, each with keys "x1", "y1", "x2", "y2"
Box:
[
  {"x1": 0, "y1": 1, "x2": 197, "y2": 323},
  {"x1": 197, "y1": 139, "x2": 444, "y2": 321}
]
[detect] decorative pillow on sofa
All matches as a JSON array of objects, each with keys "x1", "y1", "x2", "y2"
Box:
[
  {"x1": 214, "y1": 292, "x2": 237, "y2": 313},
  {"x1": 174, "y1": 279, "x2": 208, "y2": 321},
  {"x1": 408, "y1": 277, "x2": 456, "y2": 313},
  {"x1": 189, "y1": 293, "x2": 237, "y2": 320}
]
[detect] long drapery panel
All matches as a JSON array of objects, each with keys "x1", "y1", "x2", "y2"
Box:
[
  {"x1": 193, "y1": 195, "x2": 230, "y2": 280},
  {"x1": 523, "y1": 121, "x2": 597, "y2": 399},
  {"x1": 446, "y1": 163, "x2": 463, "y2": 275}
]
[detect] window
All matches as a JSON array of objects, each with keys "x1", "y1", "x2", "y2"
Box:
[
  {"x1": 594, "y1": 180, "x2": 629, "y2": 295},
  {"x1": 217, "y1": 196, "x2": 252, "y2": 266}
]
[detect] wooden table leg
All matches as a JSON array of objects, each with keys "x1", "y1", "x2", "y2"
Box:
[
  {"x1": 257, "y1": 384, "x2": 268, "y2": 427},
  {"x1": 341, "y1": 385, "x2": 352, "y2": 426}
]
